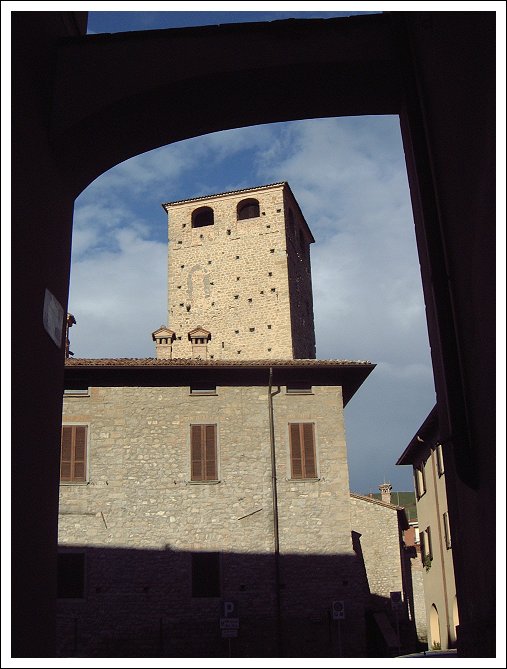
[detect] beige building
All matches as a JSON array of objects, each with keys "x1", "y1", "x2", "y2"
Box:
[
  {"x1": 397, "y1": 406, "x2": 460, "y2": 651},
  {"x1": 57, "y1": 183, "x2": 420, "y2": 657}
]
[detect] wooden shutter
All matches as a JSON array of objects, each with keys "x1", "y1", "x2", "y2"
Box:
[
  {"x1": 191, "y1": 425, "x2": 203, "y2": 481},
  {"x1": 205, "y1": 425, "x2": 217, "y2": 480},
  {"x1": 191, "y1": 424, "x2": 217, "y2": 481},
  {"x1": 73, "y1": 427, "x2": 87, "y2": 481},
  {"x1": 302, "y1": 423, "x2": 316, "y2": 478},
  {"x1": 60, "y1": 425, "x2": 87, "y2": 482},
  {"x1": 290, "y1": 423, "x2": 303, "y2": 479},
  {"x1": 290, "y1": 423, "x2": 316, "y2": 479},
  {"x1": 60, "y1": 427, "x2": 73, "y2": 481}
]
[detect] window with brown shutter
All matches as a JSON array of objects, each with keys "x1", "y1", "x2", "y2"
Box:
[
  {"x1": 289, "y1": 422, "x2": 317, "y2": 480},
  {"x1": 190, "y1": 424, "x2": 218, "y2": 482},
  {"x1": 60, "y1": 425, "x2": 87, "y2": 483}
]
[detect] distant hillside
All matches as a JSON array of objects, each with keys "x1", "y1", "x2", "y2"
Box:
[{"x1": 368, "y1": 491, "x2": 418, "y2": 522}]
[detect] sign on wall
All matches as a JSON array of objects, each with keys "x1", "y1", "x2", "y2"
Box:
[{"x1": 332, "y1": 600, "x2": 345, "y2": 620}]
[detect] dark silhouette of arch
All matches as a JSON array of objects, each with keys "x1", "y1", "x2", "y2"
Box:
[{"x1": 12, "y1": 11, "x2": 496, "y2": 658}]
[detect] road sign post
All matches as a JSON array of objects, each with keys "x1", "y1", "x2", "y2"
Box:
[{"x1": 332, "y1": 601, "x2": 345, "y2": 656}]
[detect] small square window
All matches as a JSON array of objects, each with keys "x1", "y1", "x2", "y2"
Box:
[
  {"x1": 64, "y1": 387, "x2": 89, "y2": 396},
  {"x1": 286, "y1": 383, "x2": 312, "y2": 394},
  {"x1": 190, "y1": 384, "x2": 216, "y2": 395},
  {"x1": 191, "y1": 553, "x2": 220, "y2": 597}
]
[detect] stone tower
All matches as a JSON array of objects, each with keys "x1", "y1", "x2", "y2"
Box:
[{"x1": 155, "y1": 182, "x2": 316, "y2": 360}]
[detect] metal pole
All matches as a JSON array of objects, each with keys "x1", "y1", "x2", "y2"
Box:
[{"x1": 268, "y1": 367, "x2": 283, "y2": 657}]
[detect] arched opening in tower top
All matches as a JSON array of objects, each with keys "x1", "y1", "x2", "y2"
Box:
[
  {"x1": 237, "y1": 198, "x2": 260, "y2": 220},
  {"x1": 191, "y1": 206, "x2": 214, "y2": 228}
]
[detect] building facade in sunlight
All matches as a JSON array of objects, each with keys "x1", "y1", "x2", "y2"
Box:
[
  {"x1": 397, "y1": 406, "x2": 459, "y2": 652},
  {"x1": 58, "y1": 184, "x2": 418, "y2": 658}
]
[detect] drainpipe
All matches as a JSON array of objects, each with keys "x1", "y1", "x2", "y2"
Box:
[{"x1": 268, "y1": 367, "x2": 283, "y2": 656}]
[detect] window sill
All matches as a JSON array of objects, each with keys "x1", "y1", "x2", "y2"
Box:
[
  {"x1": 287, "y1": 477, "x2": 320, "y2": 482},
  {"x1": 189, "y1": 392, "x2": 218, "y2": 396},
  {"x1": 187, "y1": 480, "x2": 221, "y2": 485},
  {"x1": 60, "y1": 481, "x2": 89, "y2": 486}
]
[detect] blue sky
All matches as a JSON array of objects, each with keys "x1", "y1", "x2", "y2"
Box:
[{"x1": 64, "y1": 9, "x2": 440, "y2": 495}]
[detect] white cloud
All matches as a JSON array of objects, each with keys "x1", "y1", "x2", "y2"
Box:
[{"x1": 68, "y1": 229, "x2": 167, "y2": 358}]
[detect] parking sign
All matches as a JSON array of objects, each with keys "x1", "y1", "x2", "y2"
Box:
[{"x1": 332, "y1": 600, "x2": 345, "y2": 620}]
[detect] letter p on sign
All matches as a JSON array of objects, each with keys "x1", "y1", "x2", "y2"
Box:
[{"x1": 221, "y1": 600, "x2": 237, "y2": 618}]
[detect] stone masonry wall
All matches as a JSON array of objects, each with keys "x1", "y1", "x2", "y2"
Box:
[
  {"x1": 164, "y1": 183, "x2": 315, "y2": 360},
  {"x1": 349, "y1": 495, "x2": 404, "y2": 601},
  {"x1": 284, "y1": 188, "x2": 316, "y2": 359},
  {"x1": 58, "y1": 383, "x2": 369, "y2": 657}
]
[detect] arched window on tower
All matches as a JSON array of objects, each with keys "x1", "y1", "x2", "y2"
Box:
[
  {"x1": 237, "y1": 198, "x2": 260, "y2": 220},
  {"x1": 192, "y1": 206, "x2": 214, "y2": 228}
]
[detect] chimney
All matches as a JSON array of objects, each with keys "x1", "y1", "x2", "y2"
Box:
[
  {"x1": 152, "y1": 326, "x2": 176, "y2": 359},
  {"x1": 65, "y1": 313, "x2": 76, "y2": 358},
  {"x1": 379, "y1": 482, "x2": 392, "y2": 504}
]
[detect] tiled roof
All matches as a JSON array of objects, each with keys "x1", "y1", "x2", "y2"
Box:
[
  {"x1": 161, "y1": 181, "x2": 287, "y2": 208},
  {"x1": 65, "y1": 357, "x2": 373, "y2": 368},
  {"x1": 350, "y1": 492, "x2": 405, "y2": 511}
]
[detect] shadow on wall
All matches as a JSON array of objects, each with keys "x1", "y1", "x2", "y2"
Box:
[{"x1": 56, "y1": 545, "x2": 420, "y2": 658}]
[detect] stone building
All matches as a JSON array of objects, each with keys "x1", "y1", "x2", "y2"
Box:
[
  {"x1": 349, "y1": 488, "x2": 425, "y2": 656},
  {"x1": 57, "y1": 183, "x2": 418, "y2": 657},
  {"x1": 163, "y1": 182, "x2": 316, "y2": 361}
]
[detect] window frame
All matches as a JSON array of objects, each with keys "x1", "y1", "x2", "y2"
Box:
[
  {"x1": 425, "y1": 525, "x2": 433, "y2": 560},
  {"x1": 414, "y1": 463, "x2": 427, "y2": 499},
  {"x1": 63, "y1": 387, "x2": 90, "y2": 397},
  {"x1": 443, "y1": 511, "x2": 452, "y2": 549},
  {"x1": 288, "y1": 421, "x2": 318, "y2": 481},
  {"x1": 60, "y1": 423, "x2": 89, "y2": 484},
  {"x1": 435, "y1": 442, "x2": 445, "y2": 477},
  {"x1": 189, "y1": 423, "x2": 219, "y2": 483},
  {"x1": 189, "y1": 384, "x2": 217, "y2": 396},
  {"x1": 286, "y1": 383, "x2": 313, "y2": 394}
]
